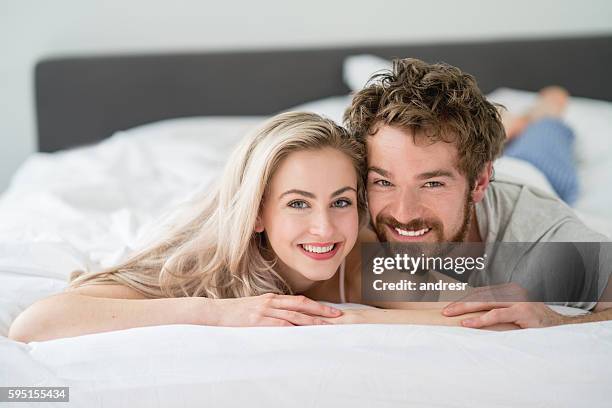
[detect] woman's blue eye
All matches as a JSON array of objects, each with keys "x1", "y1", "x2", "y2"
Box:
[
  {"x1": 288, "y1": 200, "x2": 309, "y2": 209},
  {"x1": 332, "y1": 199, "x2": 352, "y2": 208},
  {"x1": 423, "y1": 181, "x2": 443, "y2": 188},
  {"x1": 375, "y1": 180, "x2": 392, "y2": 187}
]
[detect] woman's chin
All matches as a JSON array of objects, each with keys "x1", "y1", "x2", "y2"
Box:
[{"x1": 300, "y1": 263, "x2": 341, "y2": 282}]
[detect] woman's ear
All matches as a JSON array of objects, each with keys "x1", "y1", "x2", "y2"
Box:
[
  {"x1": 471, "y1": 162, "x2": 493, "y2": 204},
  {"x1": 254, "y1": 215, "x2": 264, "y2": 233}
]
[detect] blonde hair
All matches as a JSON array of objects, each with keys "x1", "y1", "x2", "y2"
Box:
[{"x1": 68, "y1": 112, "x2": 367, "y2": 299}]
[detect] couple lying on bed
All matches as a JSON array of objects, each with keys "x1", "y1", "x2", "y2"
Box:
[{"x1": 9, "y1": 58, "x2": 612, "y2": 343}]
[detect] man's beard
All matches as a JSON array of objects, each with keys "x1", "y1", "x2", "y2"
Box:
[{"x1": 370, "y1": 191, "x2": 474, "y2": 244}]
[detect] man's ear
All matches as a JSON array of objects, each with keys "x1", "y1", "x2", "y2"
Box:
[
  {"x1": 254, "y1": 214, "x2": 264, "y2": 233},
  {"x1": 471, "y1": 162, "x2": 493, "y2": 204}
]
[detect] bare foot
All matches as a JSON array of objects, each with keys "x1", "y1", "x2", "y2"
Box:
[
  {"x1": 502, "y1": 86, "x2": 569, "y2": 141},
  {"x1": 526, "y1": 86, "x2": 569, "y2": 122}
]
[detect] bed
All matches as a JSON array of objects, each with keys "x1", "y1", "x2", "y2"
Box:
[{"x1": 2, "y1": 35, "x2": 612, "y2": 407}]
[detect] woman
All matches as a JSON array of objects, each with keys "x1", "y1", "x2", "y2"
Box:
[{"x1": 9, "y1": 112, "x2": 507, "y2": 343}]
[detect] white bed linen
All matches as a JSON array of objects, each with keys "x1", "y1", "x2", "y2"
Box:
[
  {"x1": 2, "y1": 319, "x2": 610, "y2": 408},
  {"x1": 1, "y1": 112, "x2": 611, "y2": 407}
]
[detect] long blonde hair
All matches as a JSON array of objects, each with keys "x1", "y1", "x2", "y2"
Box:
[{"x1": 68, "y1": 112, "x2": 367, "y2": 299}]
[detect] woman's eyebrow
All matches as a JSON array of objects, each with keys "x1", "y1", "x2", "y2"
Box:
[
  {"x1": 279, "y1": 189, "x2": 315, "y2": 199},
  {"x1": 279, "y1": 186, "x2": 356, "y2": 200},
  {"x1": 331, "y1": 186, "x2": 357, "y2": 197}
]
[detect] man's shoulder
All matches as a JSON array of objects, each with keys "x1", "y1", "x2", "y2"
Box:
[
  {"x1": 485, "y1": 179, "x2": 570, "y2": 216},
  {"x1": 482, "y1": 180, "x2": 605, "y2": 242}
]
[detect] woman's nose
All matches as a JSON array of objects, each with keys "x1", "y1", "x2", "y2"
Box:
[{"x1": 308, "y1": 210, "x2": 335, "y2": 239}]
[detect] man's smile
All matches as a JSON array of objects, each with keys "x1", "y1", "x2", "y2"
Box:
[
  {"x1": 395, "y1": 226, "x2": 431, "y2": 237},
  {"x1": 387, "y1": 224, "x2": 432, "y2": 241}
]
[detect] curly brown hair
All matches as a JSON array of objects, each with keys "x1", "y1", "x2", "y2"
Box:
[{"x1": 344, "y1": 58, "x2": 506, "y2": 186}]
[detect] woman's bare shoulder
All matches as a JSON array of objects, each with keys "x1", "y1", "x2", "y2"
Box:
[{"x1": 64, "y1": 284, "x2": 149, "y2": 299}]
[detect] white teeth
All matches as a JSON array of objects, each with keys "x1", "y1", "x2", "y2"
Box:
[
  {"x1": 395, "y1": 227, "x2": 430, "y2": 237},
  {"x1": 302, "y1": 244, "x2": 335, "y2": 253}
]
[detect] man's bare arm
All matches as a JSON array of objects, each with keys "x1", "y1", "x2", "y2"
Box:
[
  {"x1": 560, "y1": 308, "x2": 612, "y2": 324},
  {"x1": 566, "y1": 279, "x2": 612, "y2": 324}
]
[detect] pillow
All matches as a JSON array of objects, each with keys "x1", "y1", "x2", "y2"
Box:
[
  {"x1": 343, "y1": 54, "x2": 391, "y2": 92},
  {"x1": 287, "y1": 95, "x2": 353, "y2": 124},
  {"x1": 493, "y1": 157, "x2": 557, "y2": 197}
]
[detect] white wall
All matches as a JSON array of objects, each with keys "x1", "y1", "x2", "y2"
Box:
[{"x1": 1, "y1": 0, "x2": 611, "y2": 193}]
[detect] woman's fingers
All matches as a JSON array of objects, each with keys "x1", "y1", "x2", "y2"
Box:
[
  {"x1": 266, "y1": 308, "x2": 329, "y2": 326},
  {"x1": 269, "y1": 294, "x2": 342, "y2": 317},
  {"x1": 214, "y1": 295, "x2": 341, "y2": 327}
]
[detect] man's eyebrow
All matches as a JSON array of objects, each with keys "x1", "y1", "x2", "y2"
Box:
[
  {"x1": 279, "y1": 186, "x2": 357, "y2": 200},
  {"x1": 417, "y1": 170, "x2": 455, "y2": 180},
  {"x1": 367, "y1": 166, "x2": 391, "y2": 177}
]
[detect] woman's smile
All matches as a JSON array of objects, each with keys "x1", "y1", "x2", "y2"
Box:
[{"x1": 298, "y1": 242, "x2": 343, "y2": 260}]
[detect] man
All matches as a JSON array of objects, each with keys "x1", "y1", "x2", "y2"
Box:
[{"x1": 343, "y1": 58, "x2": 612, "y2": 328}]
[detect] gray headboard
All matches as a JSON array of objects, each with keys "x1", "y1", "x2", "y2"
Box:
[{"x1": 35, "y1": 35, "x2": 612, "y2": 153}]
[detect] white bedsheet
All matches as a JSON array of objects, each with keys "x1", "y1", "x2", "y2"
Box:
[
  {"x1": 3, "y1": 320, "x2": 611, "y2": 407},
  {"x1": 1, "y1": 113, "x2": 611, "y2": 407}
]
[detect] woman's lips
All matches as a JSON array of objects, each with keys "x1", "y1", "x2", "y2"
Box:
[{"x1": 298, "y1": 242, "x2": 342, "y2": 260}]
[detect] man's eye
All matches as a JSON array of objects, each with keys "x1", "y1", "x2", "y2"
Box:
[
  {"x1": 288, "y1": 200, "x2": 309, "y2": 209},
  {"x1": 374, "y1": 180, "x2": 392, "y2": 187},
  {"x1": 332, "y1": 199, "x2": 352, "y2": 208},
  {"x1": 423, "y1": 181, "x2": 443, "y2": 188}
]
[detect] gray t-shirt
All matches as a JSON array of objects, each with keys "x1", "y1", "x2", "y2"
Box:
[{"x1": 471, "y1": 178, "x2": 611, "y2": 310}]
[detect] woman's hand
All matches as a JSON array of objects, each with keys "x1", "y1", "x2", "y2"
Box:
[{"x1": 195, "y1": 293, "x2": 343, "y2": 327}]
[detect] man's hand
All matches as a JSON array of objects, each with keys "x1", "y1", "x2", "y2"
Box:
[
  {"x1": 456, "y1": 282, "x2": 531, "y2": 303},
  {"x1": 442, "y1": 301, "x2": 567, "y2": 329}
]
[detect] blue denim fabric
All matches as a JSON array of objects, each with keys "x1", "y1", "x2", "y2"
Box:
[{"x1": 504, "y1": 118, "x2": 579, "y2": 204}]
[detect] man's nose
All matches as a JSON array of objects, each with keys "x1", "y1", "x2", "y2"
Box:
[
  {"x1": 389, "y1": 188, "x2": 422, "y2": 223},
  {"x1": 308, "y1": 209, "x2": 335, "y2": 239}
]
